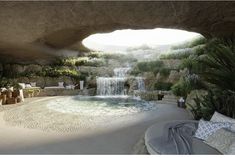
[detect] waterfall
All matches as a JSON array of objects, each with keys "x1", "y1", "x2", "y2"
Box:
[
  {"x1": 114, "y1": 67, "x2": 131, "y2": 77},
  {"x1": 96, "y1": 77, "x2": 126, "y2": 96},
  {"x1": 96, "y1": 67, "x2": 130, "y2": 96},
  {"x1": 136, "y1": 77, "x2": 145, "y2": 91},
  {"x1": 96, "y1": 67, "x2": 146, "y2": 96}
]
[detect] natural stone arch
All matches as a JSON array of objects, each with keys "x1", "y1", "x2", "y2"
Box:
[{"x1": 0, "y1": 1, "x2": 234, "y2": 63}]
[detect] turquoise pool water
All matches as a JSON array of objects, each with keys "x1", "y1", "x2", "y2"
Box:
[{"x1": 47, "y1": 95, "x2": 157, "y2": 117}]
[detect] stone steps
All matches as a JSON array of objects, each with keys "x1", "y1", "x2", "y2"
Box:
[
  {"x1": 158, "y1": 94, "x2": 178, "y2": 105},
  {"x1": 162, "y1": 99, "x2": 177, "y2": 102},
  {"x1": 163, "y1": 95, "x2": 177, "y2": 100},
  {"x1": 157, "y1": 100, "x2": 177, "y2": 105}
]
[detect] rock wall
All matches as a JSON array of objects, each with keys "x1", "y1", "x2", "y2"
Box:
[
  {"x1": 79, "y1": 66, "x2": 113, "y2": 77},
  {"x1": 0, "y1": 1, "x2": 234, "y2": 63}
]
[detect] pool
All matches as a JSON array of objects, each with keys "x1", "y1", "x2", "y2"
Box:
[{"x1": 47, "y1": 95, "x2": 157, "y2": 117}]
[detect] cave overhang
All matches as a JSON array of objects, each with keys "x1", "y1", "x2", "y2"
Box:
[{"x1": 0, "y1": 1, "x2": 234, "y2": 64}]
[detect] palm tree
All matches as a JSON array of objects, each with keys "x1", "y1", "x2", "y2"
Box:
[
  {"x1": 190, "y1": 37, "x2": 235, "y2": 119},
  {"x1": 201, "y1": 38, "x2": 235, "y2": 92}
]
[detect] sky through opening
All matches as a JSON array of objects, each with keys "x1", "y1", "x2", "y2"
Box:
[{"x1": 83, "y1": 28, "x2": 202, "y2": 52}]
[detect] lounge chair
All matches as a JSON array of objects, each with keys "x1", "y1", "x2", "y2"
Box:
[
  {"x1": 44, "y1": 82, "x2": 65, "y2": 89},
  {"x1": 145, "y1": 120, "x2": 221, "y2": 155}
]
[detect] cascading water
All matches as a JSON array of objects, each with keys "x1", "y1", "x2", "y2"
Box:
[
  {"x1": 136, "y1": 77, "x2": 145, "y2": 91},
  {"x1": 114, "y1": 67, "x2": 131, "y2": 77},
  {"x1": 96, "y1": 67, "x2": 131, "y2": 96},
  {"x1": 96, "y1": 77, "x2": 126, "y2": 96},
  {"x1": 97, "y1": 67, "x2": 146, "y2": 96}
]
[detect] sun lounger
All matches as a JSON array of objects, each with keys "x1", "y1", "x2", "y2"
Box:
[{"x1": 145, "y1": 120, "x2": 221, "y2": 155}]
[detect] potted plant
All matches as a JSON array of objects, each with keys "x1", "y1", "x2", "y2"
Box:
[{"x1": 0, "y1": 91, "x2": 2, "y2": 106}]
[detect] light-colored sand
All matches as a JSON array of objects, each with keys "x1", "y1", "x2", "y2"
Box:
[{"x1": 0, "y1": 97, "x2": 193, "y2": 154}]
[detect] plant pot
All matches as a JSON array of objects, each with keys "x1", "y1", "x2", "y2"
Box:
[
  {"x1": 6, "y1": 98, "x2": 17, "y2": 104},
  {"x1": 6, "y1": 91, "x2": 12, "y2": 98},
  {"x1": 157, "y1": 94, "x2": 164, "y2": 100},
  {"x1": 177, "y1": 101, "x2": 186, "y2": 108},
  {"x1": 17, "y1": 97, "x2": 21, "y2": 103},
  {"x1": 12, "y1": 90, "x2": 19, "y2": 98},
  {"x1": 2, "y1": 94, "x2": 7, "y2": 105},
  {"x1": 80, "y1": 80, "x2": 84, "y2": 90},
  {"x1": 19, "y1": 89, "x2": 24, "y2": 102}
]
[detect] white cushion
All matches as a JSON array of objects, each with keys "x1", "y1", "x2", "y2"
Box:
[
  {"x1": 65, "y1": 85, "x2": 75, "y2": 89},
  {"x1": 211, "y1": 111, "x2": 235, "y2": 132},
  {"x1": 228, "y1": 141, "x2": 235, "y2": 155},
  {"x1": 71, "y1": 85, "x2": 75, "y2": 89},
  {"x1": 204, "y1": 128, "x2": 235, "y2": 154},
  {"x1": 25, "y1": 84, "x2": 32, "y2": 88},
  {"x1": 58, "y1": 82, "x2": 64, "y2": 87},
  {"x1": 18, "y1": 83, "x2": 26, "y2": 89},
  {"x1": 0, "y1": 87, "x2": 7, "y2": 92},
  {"x1": 8, "y1": 87, "x2": 14, "y2": 92},
  {"x1": 65, "y1": 85, "x2": 71, "y2": 89},
  {"x1": 194, "y1": 119, "x2": 232, "y2": 140},
  {"x1": 30, "y1": 82, "x2": 36, "y2": 87}
]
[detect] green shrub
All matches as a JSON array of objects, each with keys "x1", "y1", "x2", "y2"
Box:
[
  {"x1": 171, "y1": 77, "x2": 192, "y2": 99},
  {"x1": 0, "y1": 78, "x2": 12, "y2": 88},
  {"x1": 154, "y1": 82, "x2": 173, "y2": 91},
  {"x1": 160, "y1": 48, "x2": 193, "y2": 59},
  {"x1": 0, "y1": 78, "x2": 21, "y2": 89},
  {"x1": 188, "y1": 37, "x2": 207, "y2": 48},
  {"x1": 160, "y1": 38, "x2": 206, "y2": 60},
  {"x1": 62, "y1": 58, "x2": 77, "y2": 66},
  {"x1": 69, "y1": 72, "x2": 88, "y2": 85},
  {"x1": 194, "y1": 45, "x2": 206, "y2": 56},
  {"x1": 137, "y1": 60, "x2": 164, "y2": 72},
  {"x1": 130, "y1": 68, "x2": 141, "y2": 76},
  {"x1": 52, "y1": 56, "x2": 104, "y2": 67},
  {"x1": 130, "y1": 60, "x2": 164, "y2": 76},
  {"x1": 188, "y1": 90, "x2": 235, "y2": 120},
  {"x1": 159, "y1": 68, "x2": 170, "y2": 77},
  {"x1": 100, "y1": 53, "x2": 137, "y2": 63},
  {"x1": 19, "y1": 71, "x2": 37, "y2": 78},
  {"x1": 75, "y1": 57, "x2": 89, "y2": 66},
  {"x1": 101, "y1": 53, "x2": 122, "y2": 60},
  {"x1": 42, "y1": 67, "x2": 79, "y2": 78},
  {"x1": 188, "y1": 37, "x2": 235, "y2": 120},
  {"x1": 52, "y1": 57, "x2": 77, "y2": 66},
  {"x1": 171, "y1": 36, "x2": 206, "y2": 50},
  {"x1": 153, "y1": 68, "x2": 160, "y2": 76},
  {"x1": 178, "y1": 56, "x2": 199, "y2": 74},
  {"x1": 83, "y1": 59, "x2": 106, "y2": 67},
  {"x1": 136, "y1": 62, "x2": 150, "y2": 72},
  {"x1": 87, "y1": 80, "x2": 97, "y2": 89},
  {"x1": 86, "y1": 52, "x2": 101, "y2": 58},
  {"x1": 187, "y1": 95, "x2": 210, "y2": 120},
  {"x1": 200, "y1": 38, "x2": 235, "y2": 92}
]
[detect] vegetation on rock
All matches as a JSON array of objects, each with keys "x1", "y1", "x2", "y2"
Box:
[
  {"x1": 187, "y1": 37, "x2": 235, "y2": 119},
  {"x1": 154, "y1": 82, "x2": 173, "y2": 91}
]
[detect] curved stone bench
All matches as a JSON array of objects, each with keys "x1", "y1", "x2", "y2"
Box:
[{"x1": 145, "y1": 120, "x2": 221, "y2": 155}]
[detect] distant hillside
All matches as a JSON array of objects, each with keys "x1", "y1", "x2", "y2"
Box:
[
  {"x1": 85, "y1": 41, "x2": 171, "y2": 61},
  {"x1": 83, "y1": 41, "x2": 128, "y2": 53},
  {"x1": 126, "y1": 44, "x2": 171, "y2": 61}
]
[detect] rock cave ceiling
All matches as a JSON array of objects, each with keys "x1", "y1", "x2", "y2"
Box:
[{"x1": 0, "y1": 1, "x2": 234, "y2": 64}]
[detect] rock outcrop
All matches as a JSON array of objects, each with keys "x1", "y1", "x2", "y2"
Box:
[{"x1": 0, "y1": 1, "x2": 235, "y2": 63}]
